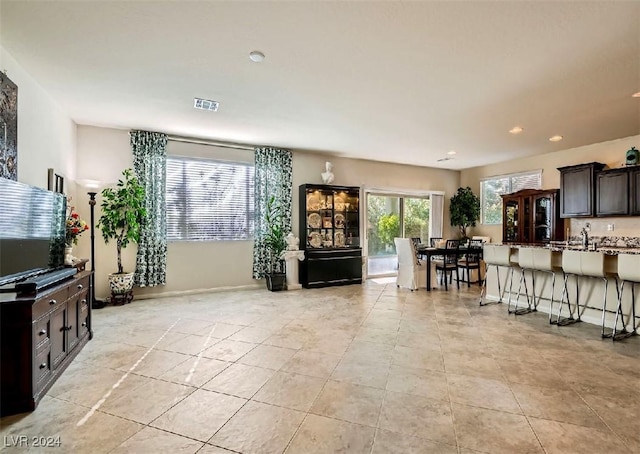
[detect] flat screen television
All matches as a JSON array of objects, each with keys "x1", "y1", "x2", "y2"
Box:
[{"x1": 0, "y1": 177, "x2": 67, "y2": 286}]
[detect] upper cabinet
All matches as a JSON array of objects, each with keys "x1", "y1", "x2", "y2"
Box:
[
  {"x1": 631, "y1": 168, "x2": 640, "y2": 216},
  {"x1": 501, "y1": 189, "x2": 563, "y2": 244},
  {"x1": 558, "y1": 162, "x2": 605, "y2": 218},
  {"x1": 596, "y1": 168, "x2": 629, "y2": 216}
]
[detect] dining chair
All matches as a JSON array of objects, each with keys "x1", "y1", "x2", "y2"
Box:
[
  {"x1": 394, "y1": 237, "x2": 427, "y2": 291},
  {"x1": 434, "y1": 239, "x2": 460, "y2": 290},
  {"x1": 457, "y1": 239, "x2": 483, "y2": 287},
  {"x1": 429, "y1": 237, "x2": 444, "y2": 280}
]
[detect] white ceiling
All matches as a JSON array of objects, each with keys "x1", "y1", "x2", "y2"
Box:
[{"x1": 1, "y1": 1, "x2": 639, "y2": 170}]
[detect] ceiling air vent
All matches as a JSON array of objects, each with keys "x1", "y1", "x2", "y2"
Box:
[
  {"x1": 437, "y1": 157, "x2": 454, "y2": 162},
  {"x1": 194, "y1": 98, "x2": 219, "y2": 112}
]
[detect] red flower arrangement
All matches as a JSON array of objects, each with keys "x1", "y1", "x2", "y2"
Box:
[{"x1": 66, "y1": 199, "x2": 89, "y2": 246}]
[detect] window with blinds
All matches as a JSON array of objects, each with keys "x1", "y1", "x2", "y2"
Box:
[
  {"x1": 166, "y1": 156, "x2": 255, "y2": 241},
  {"x1": 480, "y1": 170, "x2": 541, "y2": 225}
]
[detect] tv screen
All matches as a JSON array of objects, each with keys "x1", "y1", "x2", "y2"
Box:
[{"x1": 0, "y1": 177, "x2": 66, "y2": 284}]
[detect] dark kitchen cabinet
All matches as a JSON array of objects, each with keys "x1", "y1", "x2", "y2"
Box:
[
  {"x1": 501, "y1": 189, "x2": 563, "y2": 244},
  {"x1": 596, "y1": 168, "x2": 629, "y2": 216},
  {"x1": 558, "y1": 162, "x2": 605, "y2": 218},
  {"x1": 631, "y1": 167, "x2": 640, "y2": 215}
]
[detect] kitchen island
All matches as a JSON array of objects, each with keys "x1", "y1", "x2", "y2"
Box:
[{"x1": 483, "y1": 243, "x2": 639, "y2": 335}]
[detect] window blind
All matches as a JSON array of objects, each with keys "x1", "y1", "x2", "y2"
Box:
[{"x1": 166, "y1": 156, "x2": 255, "y2": 241}]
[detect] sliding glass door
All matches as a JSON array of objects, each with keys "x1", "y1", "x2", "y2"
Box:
[
  {"x1": 404, "y1": 197, "x2": 430, "y2": 242},
  {"x1": 366, "y1": 195, "x2": 400, "y2": 276},
  {"x1": 365, "y1": 193, "x2": 431, "y2": 277}
]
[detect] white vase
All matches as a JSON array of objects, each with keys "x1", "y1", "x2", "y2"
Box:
[{"x1": 64, "y1": 245, "x2": 74, "y2": 266}]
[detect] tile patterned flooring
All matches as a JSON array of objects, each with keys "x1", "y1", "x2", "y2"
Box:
[{"x1": 1, "y1": 282, "x2": 638, "y2": 453}]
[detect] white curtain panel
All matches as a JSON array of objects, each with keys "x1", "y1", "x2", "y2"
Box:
[{"x1": 430, "y1": 193, "x2": 444, "y2": 240}]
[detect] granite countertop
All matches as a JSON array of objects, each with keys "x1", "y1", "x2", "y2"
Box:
[{"x1": 501, "y1": 243, "x2": 640, "y2": 255}]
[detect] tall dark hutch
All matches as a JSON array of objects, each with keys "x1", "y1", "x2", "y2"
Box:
[
  {"x1": 299, "y1": 184, "x2": 362, "y2": 288},
  {"x1": 501, "y1": 188, "x2": 564, "y2": 244}
]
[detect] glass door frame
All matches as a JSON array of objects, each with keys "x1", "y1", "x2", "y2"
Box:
[{"x1": 362, "y1": 188, "x2": 437, "y2": 280}]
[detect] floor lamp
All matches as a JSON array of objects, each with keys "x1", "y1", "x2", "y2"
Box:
[{"x1": 88, "y1": 191, "x2": 105, "y2": 309}]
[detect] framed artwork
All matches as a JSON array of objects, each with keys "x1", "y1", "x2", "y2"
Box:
[{"x1": 0, "y1": 72, "x2": 18, "y2": 181}]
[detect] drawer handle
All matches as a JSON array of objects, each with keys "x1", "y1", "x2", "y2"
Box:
[
  {"x1": 39, "y1": 363, "x2": 47, "y2": 369},
  {"x1": 81, "y1": 299, "x2": 87, "y2": 304},
  {"x1": 77, "y1": 284, "x2": 84, "y2": 290},
  {"x1": 49, "y1": 299, "x2": 57, "y2": 305},
  {"x1": 81, "y1": 322, "x2": 87, "y2": 327},
  {"x1": 39, "y1": 329, "x2": 47, "y2": 336}
]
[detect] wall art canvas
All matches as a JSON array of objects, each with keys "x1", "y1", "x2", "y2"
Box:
[{"x1": 0, "y1": 72, "x2": 18, "y2": 180}]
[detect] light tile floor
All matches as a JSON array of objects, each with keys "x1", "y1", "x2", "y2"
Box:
[{"x1": 1, "y1": 282, "x2": 639, "y2": 453}]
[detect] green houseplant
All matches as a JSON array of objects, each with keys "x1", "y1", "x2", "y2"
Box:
[
  {"x1": 264, "y1": 195, "x2": 288, "y2": 291},
  {"x1": 97, "y1": 168, "x2": 146, "y2": 301},
  {"x1": 450, "y1": 186, "x2": 481, "y2": 240}
]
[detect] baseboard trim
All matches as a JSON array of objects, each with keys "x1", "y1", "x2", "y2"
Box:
[{"x1": 109, "y1": 283, "x2": 265, "y2": 301}]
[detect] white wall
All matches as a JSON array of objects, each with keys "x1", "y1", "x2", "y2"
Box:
[
  {"x1": 460, "y1": 135, "x2": 640, "y2": 242},
  {"x1": 0, "y1": 47, "x2": 76, "y2": 190}
]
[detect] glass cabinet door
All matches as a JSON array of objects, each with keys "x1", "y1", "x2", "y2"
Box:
[
  {"x1": 504, "y1": 199, "x2": 519, "y2": 242},
  {"x1": 534, "y1": 195, "x2": 552, "y2": 242},
  {"x1": 522, "y1": 197, "x2": 531, "y2": 243},
  {"x1": 303, "y1": 186, "x2": 359, "y2": 249}
]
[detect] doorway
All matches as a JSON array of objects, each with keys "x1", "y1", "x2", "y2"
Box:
[{"x1": 365, "y1": 193, "x2": 431, "y2": 278}]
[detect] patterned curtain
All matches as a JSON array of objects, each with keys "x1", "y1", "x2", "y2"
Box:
[
  {"x1": 253, "y1": 147, "x2": 292, "y2": 278},
  {"x1": 131, "y1": 130, "x2": 168, "y2": 287}
]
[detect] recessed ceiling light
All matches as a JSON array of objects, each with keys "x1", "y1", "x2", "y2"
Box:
[
  {"x1": 447, "y1": 150, "x2": 457, "y2": 155},
  {"x1": 549, "y1": 135, "x2": 563, "y2": 142},
  {"x1": 509, "y1": 126, "x2": 524, "y2": 134},
  {"x1": 193, "y1": 98, "x2": 219, "y2": 111},
  {"x1": 632, "y1": 91, "x2": 640, "y2": 98},
  {"x1": 249, "y1": 51, "x2": 265, "y2": 62}
]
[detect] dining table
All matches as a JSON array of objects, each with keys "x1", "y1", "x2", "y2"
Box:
[{"x1": 416, "y1": 245, "x2": 483, "y2": 291}]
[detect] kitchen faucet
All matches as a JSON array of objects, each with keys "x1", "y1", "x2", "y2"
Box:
[{"x1": 581, "y1": 224, "x2": 590, "y2": 248}]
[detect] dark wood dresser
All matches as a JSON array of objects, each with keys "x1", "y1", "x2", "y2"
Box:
[{"x1": 0, "y1": 270, "x2": 93, "y2": 416}]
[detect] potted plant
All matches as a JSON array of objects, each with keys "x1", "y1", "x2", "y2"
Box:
[
  {"x1": 449, "y1": 186, "x2": 481, "y2": 241},
  {"x1": 264, "y1": 195, "x2": 288, "y2": 291},
  {"x1": 97, "y1": 168, "x2": 146, "y2": 303}
]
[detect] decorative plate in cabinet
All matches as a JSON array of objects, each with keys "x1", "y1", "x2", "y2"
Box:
[{"x1": 308, "y1": 213, "x2": 321, "y2": 228}]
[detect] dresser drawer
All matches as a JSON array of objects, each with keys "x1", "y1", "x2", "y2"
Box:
[
  {"x1": 33, "y1": 287, "x2": 68, "y2": 320},
  {"x1": 34, "y1": 349, "x2": 51, "y2": 386},
  {"x1": 69, "y1": 275, "x2": 90, "y2": 298},
  {"x1": 33, "y1": 317, "x2": 51, "y2": 355}
]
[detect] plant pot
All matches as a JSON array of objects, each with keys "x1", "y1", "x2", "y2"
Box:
[
  {"x1": 266, "y1": 273, "x2": 286, "y2": 292},
  {"x1": 108, "y1": 272, "x2": 135, "y2": 294}
]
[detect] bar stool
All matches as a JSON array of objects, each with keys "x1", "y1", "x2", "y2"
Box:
[
  {"x1": 479, "y1": 245, "x2": 513, "y2": 306},
  {"x1": 612, "y1": 254, "x2": 639, "y2": 340},
  {"x1": 555, "y1": 250, "x2": 616, "y2": 337},
  {"x1": 508, "y1": 248, "x2": 558, "y2": 317}
]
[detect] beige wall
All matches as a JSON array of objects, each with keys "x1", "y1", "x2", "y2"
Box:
[
  {"x1": 0, "y1": 47, "x2": 77, "y2": 190},
  {"x1": 75, "y1": 126, "x2": 259, "y2": 299},
  {"x1": 292, "y1": 153, "x2": 460, "y2": 241},
  {"x1": 460, "y1": 135, "x2": 640, "y2": 242},
  {"x1": 76, "y1": 126, "x2": 461, "y2": 299}
]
